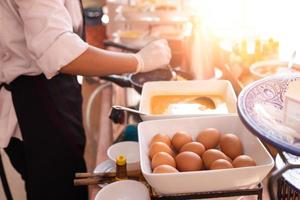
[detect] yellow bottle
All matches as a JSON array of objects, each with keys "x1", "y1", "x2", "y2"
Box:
[
  {"x1": 254, "y1": 38, "x2": 262, "y2": 62},
  {"x1": 115, "y1": 155, "x2": 128, "y2": 181}
]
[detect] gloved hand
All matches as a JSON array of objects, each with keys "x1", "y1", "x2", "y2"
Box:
[{"x1": 132, "y1": 39, "x2": 171, "y2": 73}]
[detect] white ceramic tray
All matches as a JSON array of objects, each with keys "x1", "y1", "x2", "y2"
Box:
[
  {"x1": 139, "y1": 80, "x2": 237, "y2": 121},
  {"x1": 138, "y1": 115, "x2": 274, "y2": 194}
]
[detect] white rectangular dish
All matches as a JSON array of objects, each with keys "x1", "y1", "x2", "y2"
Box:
[
  {"x1": 138, "y1": 115, "x2": 274, "y2": 194},
  {"x1": 139, "y1": 80, "x2": 237, "y2": 121}
]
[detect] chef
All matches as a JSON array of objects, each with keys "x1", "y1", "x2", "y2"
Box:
[{"x1": 0, "y1": 0, "x2": 171, "y2": 199}]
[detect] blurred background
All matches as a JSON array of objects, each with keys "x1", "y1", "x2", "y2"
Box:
[{"x1": 2, "y1": 0, "x2": 300, "y2": 199}]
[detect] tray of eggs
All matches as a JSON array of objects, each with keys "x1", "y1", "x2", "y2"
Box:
[{"x1": 138, "y1": 115, "x2": 274, "y2": 195}]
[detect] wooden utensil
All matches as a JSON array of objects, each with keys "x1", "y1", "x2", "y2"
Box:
[
  {"x1": 75, "y1": 171, "x2": 116, "y2": 179},
  {"x1": 74, "y1": 170, "x2": 142, "y2": 186},
  {"x1": 74, "y1": 177, "x2": 112, "y2": 186}
]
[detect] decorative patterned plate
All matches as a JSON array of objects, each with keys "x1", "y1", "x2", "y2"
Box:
[
  {"x1": 276, "y1": 152, "x2": 300, "y2": 192},
  {"x1": 238, "y1": 73, "x2": 300, "y2": 155}
]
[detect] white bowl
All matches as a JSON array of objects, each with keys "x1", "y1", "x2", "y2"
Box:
[
  {"x1": 138, "y1": 115, "x2": 274, "y2": 194},
  {"x1": 117, "y1": 31, "x2": 158, "y2": 48},
  {"x1": 139, "y1": 80, "x2": 237, "y2": 121},
  {"x1": 117, "y1": 30, "x2": 144, "y2": 45},
  {"x1": 107, "y1": 141, "x2": 140, "y2": 171},
  {"x1": 249, "y1": 60, "x2": 300, "y2": 79},
  {"x1": 121, "y1": 6, "x2": 156, "y2": 20},
  {"x1": 155, "y1": 10, "x2": 183, "y2": 20},
  {"x1": 95, "y1": 180, "x2": 150, "y2": 200}
]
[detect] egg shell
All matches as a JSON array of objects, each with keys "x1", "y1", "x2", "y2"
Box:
[
  {"x1": 150, "y1": 133, "x2": 171, "y2": 147},
  {"x1": 210, "y1": 159, "x2": 233, "y2": 170},
  {"x1": 180, "y1": 142, "x2": 206, "y2": 156},
  {"x1": 153, "y1": 165, "x2": 179, "y2": 173},
  {"x1": 175, "y1": 151, "x2": 203, "y2": 172},
  {"x1": 151, "y1": 152, "x2": 176, "y2": 169},
  {"x1": 233, "y1": 155, "x2": 256, "y2": 168},
  {"x1": 225, "y1": 155, "x2": 233, "y2": 163},
  {"x1": 220, "y1": 133, "x2": 243, "y2": 159},
  {"x1": 196, "y1": 128, "x2": 221, "y2": 149},
  {"x1": 171, "y1": 131, "x2": 193, "y2": 151},
  {"x1": 149, "y1": 142, "x2": 174, "y2": 159},
  {"x1": 202, "y1": 149, "x2": 228, "y2": 169}
]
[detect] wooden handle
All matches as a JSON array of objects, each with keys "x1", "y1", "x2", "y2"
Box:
[
  {"x1": 74, "y1": 177, "x2": 104, "y2": 186},
  {"x1": 75, "y1": 171, "x2": 115, "y2": 178},
  {"x1": 74, "y1": 175, "x2": 143, "y2": 186},
  {"x1": 74, "y1": 170, "x2": 143, "y2": 186},
  {"x1": 75, "y1": 170, "x2": 142, "y2": 179}
]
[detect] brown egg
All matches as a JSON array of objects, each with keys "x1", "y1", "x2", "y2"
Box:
[
  {"x1": 153, "y1": 165, "x2": 179, "y2": 173},
  {"x1": 196, "y1": 128, "x2": 221, "y2": 149},
  {"x1": 180, "y1": 142, "x2": 206, "y2": 156},
  {"x1": 220, "y1": 134, "x2": 243, "y2": 159},
  {"x1": 202, "y1": 149, "x2": 228, "y2": 169},
  {"x1": 175, "y1": 151, "x2": 203, "y2": 172},
  {"x1": 150, "y1": 133, "x2": 171, "y2": 147},
  {"x1": 149, "y1": 142, "x2": 174, "y2": 159},
  {"x1": 171, "y1": 131, "x2": 193, "y2": 151},
  {"x1": 151, "y1": 152, "x2": 176, "y2": 169},
  {"x1": 210, "y1": 159, "x2": 233, "y2": 170},
  {"x1": 225, "y1": 155, "x2": 233, "y2": 163},
  {"x1": 233, "y1": 155, "x2": 256, "y2": 168}
]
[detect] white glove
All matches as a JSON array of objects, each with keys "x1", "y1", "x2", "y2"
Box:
[{"x1": 132, "y1": 39, "x2": 171, "y2": 73}]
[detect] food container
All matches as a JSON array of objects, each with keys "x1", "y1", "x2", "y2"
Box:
[
  {"x1": 95, "y1": 180, "x2": 150, "y2": 200},
  {"x1": 118, "y1": 30, "x2": 144, "y2": 44},
  {"x1": 107, "y1": 141, "x2": 140, "y2": 171},
  {"x1": 139, "y1": 80, "x2": 237, "y2": 121},
  {"x1": 138, "y1": 115, "x2": 274, "y2": 194},
  {"x1": 249, "y1": 60, "x2": 300, "y2": 79},
  {"x1": 153, "y1": 3, "x2": 183, "y2": 21},
  {"x1": 115, "y1": 30, "x2": 157, "y2": 48},
  {"x1": 121, "y1": 5, "x2": 156, "y2": 20}
]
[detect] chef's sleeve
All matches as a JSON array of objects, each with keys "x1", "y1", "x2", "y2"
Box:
[{"x1": 15, "y1": 0, "x2": 89, "y2": 78}]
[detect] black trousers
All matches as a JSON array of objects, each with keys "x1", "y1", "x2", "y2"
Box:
[{"x1": 4, "y1": 74, "x2": 88, "y2": 200}]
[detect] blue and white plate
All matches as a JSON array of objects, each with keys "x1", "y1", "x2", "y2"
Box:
[{"x1": 238, "y1": 73, "x2": 300, "y2": 156}]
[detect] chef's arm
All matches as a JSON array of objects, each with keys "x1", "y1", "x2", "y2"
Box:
[
  {"x1": 60, "y1": 46, "x2": 138, "y2": 76},
  {"x1": 60, "y1": 38, "x2": 171, "y2": 76},
  {"x1": 15, "y1": 0, "x2": 170, "y2": 78}
]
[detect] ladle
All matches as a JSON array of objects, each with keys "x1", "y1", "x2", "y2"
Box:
[
  {"x1": 109, "y1": 105, "x2": 147, "y2": 124},
  {"x1": 189, "y1": 96, "x2": 216, "y2": 109},
  {"x1": 109, "y1": 97, "x2": 216, "y2": 124},
  {"x1": 112, "y1": 105, "x2": 148, "y2": 115}
]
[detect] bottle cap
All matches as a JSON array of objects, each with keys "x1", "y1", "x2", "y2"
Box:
[{"x1": 116, "y1": 155, "x2": 127, "y2": 166}]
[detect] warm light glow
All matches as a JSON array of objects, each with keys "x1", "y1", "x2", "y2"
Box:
[
  {"x1": 77, "y1": 76, "x2": 83, "y2": 84},
  {"x1": 101, "y1": 14, "x2": 110, "y2": 24},
  {"x1": 187, "y1": 0, "x2": 300, "y2": 60}
]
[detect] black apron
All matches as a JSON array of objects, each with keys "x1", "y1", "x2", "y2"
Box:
[
  {"x1": 5, "y1": 74, "x2": 87, "y2": 200},
  {"x1": 3, "y1": 1, "x2": 88, "y2": 199}
]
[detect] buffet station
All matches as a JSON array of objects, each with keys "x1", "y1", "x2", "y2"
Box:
[{"x1": 81, "y1": 0, "x2": 300, "y2": 199}]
